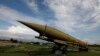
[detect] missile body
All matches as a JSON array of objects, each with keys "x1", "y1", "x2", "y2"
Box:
[{"x1": 18, "y1": 21, "x2": 87, "y2": 46}]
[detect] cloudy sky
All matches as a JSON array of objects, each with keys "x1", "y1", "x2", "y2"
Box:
[{"x1": 0, "y1": 0, "x2": 100, "y2": 44}]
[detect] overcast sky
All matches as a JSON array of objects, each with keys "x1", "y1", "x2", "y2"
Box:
[{"x1": 0, "y1": 0, "x2": 100, "y2": 44}]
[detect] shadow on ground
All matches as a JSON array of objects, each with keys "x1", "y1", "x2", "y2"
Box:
[{"x1": 27, "y1": 48, "x2": 54, "y2": 56}]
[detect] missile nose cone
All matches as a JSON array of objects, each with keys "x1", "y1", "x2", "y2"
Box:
[
  {"x1": 17, "y1": 20, "x2": 26, "y2": 24},
  {"x1": 17, "y1": 20, "x2": 34, "y2": 27},
  {"x1": 17, "y1": 20, "x2": 33, "y2": 27},
  {"x1": 17, "y1": 20, "x2": 22, "y2": 23},
  {"x1": 17, "y1": 20, "x2": 45, "y2": 34}
]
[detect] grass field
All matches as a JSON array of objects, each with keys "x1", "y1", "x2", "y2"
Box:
[{"x1": 0, "y1": 41, "x2": 100, "y2": 56}]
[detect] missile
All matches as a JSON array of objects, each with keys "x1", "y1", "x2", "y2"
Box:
[{"x1": 18, "y1": 20, "x2": 87, "y2": 46}]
